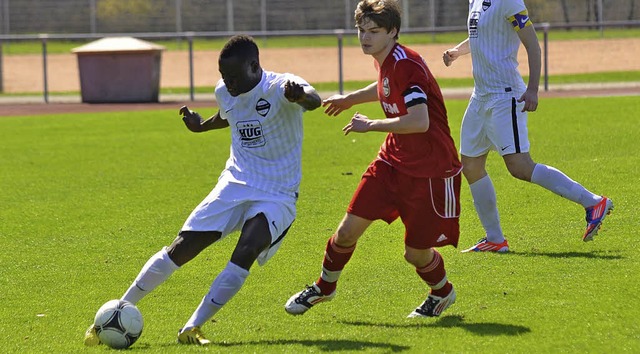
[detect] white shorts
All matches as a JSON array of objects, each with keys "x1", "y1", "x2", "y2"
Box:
[
  {"x1": 181, "y1": 172, "x2": 297, "y2": 266},
  {"x1": 460, "y1": 95, "x2": 530, "y2": 157}
]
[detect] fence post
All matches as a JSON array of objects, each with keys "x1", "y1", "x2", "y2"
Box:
[
  {"x1": 597, "y1": 0, "x2": 604, "y2": 36},
  {"x1": 336, "y1": 30, "x2": 344, "y2": 95},
  {"x1": 175, "y1": 0, "x2": 182, "y2": 34},
  {"x1": 260, "y1": 0, "x2": 267, "y2": 33},
  {"x1": 344, "y1": 0, "x2": 350, "y2": 29},
  {"x1": 41, "y1": 34, "x2": 49, "y2": 103},
  {"x1": 0, "y1": 40, "x2": 3, "y2": 93},
  {"x1": 89, "y1": 0, "x2": 97, "y2": 33},
  {"x1": 402, "y1": 0, "x2": 409, "y2": 29},
  {"x1": 2, "y1": 0, "x2": 9, "y2": 35},
  {"x1": 187, "y1": 33, "x2": 194, "y2": 102},
  {"x1": 226, "y1": 0, "x2": 234, "y2": 32},
  {"x1": 542, "y1": 23, "x2": 549, "y2": 92}
]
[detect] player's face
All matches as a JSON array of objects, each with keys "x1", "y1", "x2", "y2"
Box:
[
  {"x1": 357, "y1": 18, "x2": 397, "y2": 60},
  {"x1": 219, "y1": 56, "x2": 260, "y2": 96}
]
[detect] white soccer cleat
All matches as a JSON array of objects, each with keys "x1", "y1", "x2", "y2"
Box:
[
  {"x1": 285, "y1": 284, "x2": 336, "y2": 315},
  {"x1": 408, "y1": 287, "x2": 456, "y2": 318}
]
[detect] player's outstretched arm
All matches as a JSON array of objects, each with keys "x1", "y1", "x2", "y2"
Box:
[
  {"x1": 342, "y1": 104, "x2": 429, "y2": 135},
  {"x1": 284, "y1": 81, "x2": 322, "y2": 111},
  {"x1": 322, "y1": 82, "x2": 378, "y2": 117},
  {"x1": 179, "y1": 106, "x2": 229, "y2": 133},
  {"x1": 443, "y1": 38, "x2": 471, "y2": 67}
]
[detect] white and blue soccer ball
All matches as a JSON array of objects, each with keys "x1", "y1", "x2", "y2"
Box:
[{"x1": 94, "y1": 299, "x2": 144, "y2": 349}]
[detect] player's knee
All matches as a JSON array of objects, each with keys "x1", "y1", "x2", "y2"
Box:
[
  {"x1": 504, "y1": 154, "x2": 535, "y2": 181},
  {"x1": 461, "y1": 162, "x2": 487, "y2": 183},
  {"x1": 230, "y1": 237, "x2": 269, "y2": 270},
  {"x1": 403, "y1": 247, "x2": 434, "y2": 267},
  {"x1": 334, "y1": 227, "x2": 359, "y2": 247},
  {"x1": 167, "y1": 231, "x2": 218, "y2": 266},
  {"x1": 505, "y1": 162, "x2": 533, "y2": 181},
  {"x1": 508, "y1": 168, "x2": 530, "y2": 181}
]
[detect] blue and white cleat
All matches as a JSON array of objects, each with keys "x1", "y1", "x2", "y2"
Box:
[
  {"x1": 583, "y1": 196, "x2": 614, "y2": 242},
  {"x1": 461, "y1": 237, "x2": 509, "y2": 253}
]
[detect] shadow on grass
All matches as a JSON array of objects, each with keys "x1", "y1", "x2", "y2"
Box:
[
  {"x1": 340, "y1": 315, "x2": 530, "y2": 336},
  {"x1": 506, "y1": 250, "x2": 623, "y2": 260},
  {"x1": 161, "y1": 339, "x2": 411, "y2": 352}
]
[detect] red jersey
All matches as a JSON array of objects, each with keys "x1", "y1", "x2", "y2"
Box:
[{"x1": 375, "y1": 43, "x2": 461, "y2": 178}]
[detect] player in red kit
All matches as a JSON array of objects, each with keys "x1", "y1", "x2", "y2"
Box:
[{"x1": 285, "y1": 0, "x2": 462, "y2": 318}]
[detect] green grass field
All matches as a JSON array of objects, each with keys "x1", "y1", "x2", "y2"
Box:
[{"x1": 1, "y1": 96, "x2": 639, "y2": 353}]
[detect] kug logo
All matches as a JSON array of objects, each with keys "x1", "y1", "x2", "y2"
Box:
[
  {"x1": 237, "y1": 120, "x2": 266, "y2": 148},
  {"x1": 256, "y1": 98, "x2": 271, "y2": 117}
]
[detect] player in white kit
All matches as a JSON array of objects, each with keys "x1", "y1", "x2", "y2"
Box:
[
  {"x1": 443, "y1": 0, "x2": 613, "y2": 252},
  {"x1": 84, "y1": 35, "x2": 321, "y2": 346}
]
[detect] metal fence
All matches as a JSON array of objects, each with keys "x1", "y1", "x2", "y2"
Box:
[
  {"x1": 0, "y1": 0, "x2": 639, "y2": 34},
  {"x1": 1, "y1": 19, "x2": 639, "y2": 102}
]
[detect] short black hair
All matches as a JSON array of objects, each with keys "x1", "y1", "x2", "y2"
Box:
[{"x1": 220, "y1": 35, "x2": 259, "y2": 62}]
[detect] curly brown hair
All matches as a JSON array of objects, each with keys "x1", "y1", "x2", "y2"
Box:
[{"x1": 354, "y1": 0, "x2": 401, "y2": 39}]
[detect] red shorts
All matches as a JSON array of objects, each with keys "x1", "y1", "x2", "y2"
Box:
[{"x1": 347, "y1": 159, "x2": 461, "y2": 249}]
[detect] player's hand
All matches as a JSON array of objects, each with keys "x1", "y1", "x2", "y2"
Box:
[
  {"x1": 179, "y1": 105, "x2": 204, "y2": 132},
  {"x1": 442, "y1": 49, "x2": 459, "y2": 67},
  {"x1": 284, "y1": 81, "x2": 305, "y2": 103},
  {"x1": 517, "y1": 88, "x2": 539, "y2": 112},
  {"x1": 322, "y1": 94, "x2": 353, "y2": 117},
  {"x1": 342, "y1": 112, "x2": 372, "y2": 135}
]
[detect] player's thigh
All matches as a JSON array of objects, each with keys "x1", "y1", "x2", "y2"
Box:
[
  {"x1": 181, "y1": 179, "x2": 250, "y2": 236},
  {"x1": 347, "y1": 159, "x2": 400, "y2": 224},
  {"x1": 460, "y1": 153, "x2": 489, "y2": 183},
  {"x1": 167, "y1": 230, "x2": 222, "y2": 266},
  {"x1": 460, "y1": 98, "x2": 493, "y2": 157},
  {"x1": 334, "y1": 213, "x2": 374, "y2": 247},
  {"x1": 400, "y1": 173, "x2": 461, "y2": 250},
  {"x1": 244, "y1": 196, "x2": 297, "y2": 266},
  {"x1": 486, "y1": 97, "x2": 530, "y2": 156}
]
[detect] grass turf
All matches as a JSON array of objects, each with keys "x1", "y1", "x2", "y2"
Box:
[{"x1": 0, "y1": 96, "x2": 638, "y2": 353}]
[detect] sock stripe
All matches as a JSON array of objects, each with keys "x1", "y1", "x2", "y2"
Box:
[
  {"x1": 329, "y1": 237, "x2": 355, "y2": 253},
  {"x1": 417, "y1": 251, "x2": 442, "y2": 274}
]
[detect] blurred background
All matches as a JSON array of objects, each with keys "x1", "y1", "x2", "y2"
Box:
[{"x1": 1, "y1": 0, "x2": 638, "y2": 34}]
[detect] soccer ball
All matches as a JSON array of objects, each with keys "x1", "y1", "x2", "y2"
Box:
[{"x1": 94, "y1": 299, "x2": 144, "y2": 349}]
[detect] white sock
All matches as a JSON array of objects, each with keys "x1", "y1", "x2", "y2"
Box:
[
  {"x1": 182, "y1": 261, "x2": 249, "y2": 330},
  {"x1": 469, "y1": 175, "x2": 505, "y2": 243},
  {"x1": 320, "y1": 267, "x2": 342, "y2": 283},
  {"x1": 530, "y1": 164, "x2": 600, "y2": 208},
  {"x1": 121, "y1": 247, "x2": 179, "y2": 305}
]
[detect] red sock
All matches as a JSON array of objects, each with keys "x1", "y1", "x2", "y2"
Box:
[
  {"x1": 416, "y1": 250, "x2": 452, "y2": 297},
  {"x1": 315, "y1": 235, "x2": 355, "y2": 295}
]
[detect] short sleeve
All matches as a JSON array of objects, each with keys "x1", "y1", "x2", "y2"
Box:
[{"x1": 394, "y1": 59, "x2": 430, "y2": 108}]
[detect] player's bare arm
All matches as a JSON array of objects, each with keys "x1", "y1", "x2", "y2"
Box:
[
  {"x1": 342, "y1": 104, "x2": 429, "y2": 135},
  {"x1": 323, "y1": 82, "x2": 378, "y2": 117},
  {"x1": 180, "y1": 105, "x2": 229, "y2": 133},
  {"x1": 443, "y1": 38, "x2": 471, "y2": 67},
  {"x1": 284, "y1": 80, "x2": 322, "y2": 111},
  {"x1": 516, "y1": 25, "x2": 541, "y2": 112}
]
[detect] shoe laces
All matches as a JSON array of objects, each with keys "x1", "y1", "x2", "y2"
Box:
[
  {"x1": 415, "y1": 295, "x2": 439, "y2": 315},
  {"x1": 297, "y1": 285, "x2": 321, "y2": 303}
]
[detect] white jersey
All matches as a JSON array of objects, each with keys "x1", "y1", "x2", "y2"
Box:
[
  {"x1": 214, "y1": 71, "x2": 310, "y2": 197},
  {"x1": 468, "y1": 0, "x2": 529, "y2": 98}
]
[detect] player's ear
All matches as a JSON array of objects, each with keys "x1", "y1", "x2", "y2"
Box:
[
  {"x1": 388, "y1": 27, "x2": 398, "y2": 39},
  {"x1": 250, "y1": 60, "x2": 260, "y2": 74}
]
